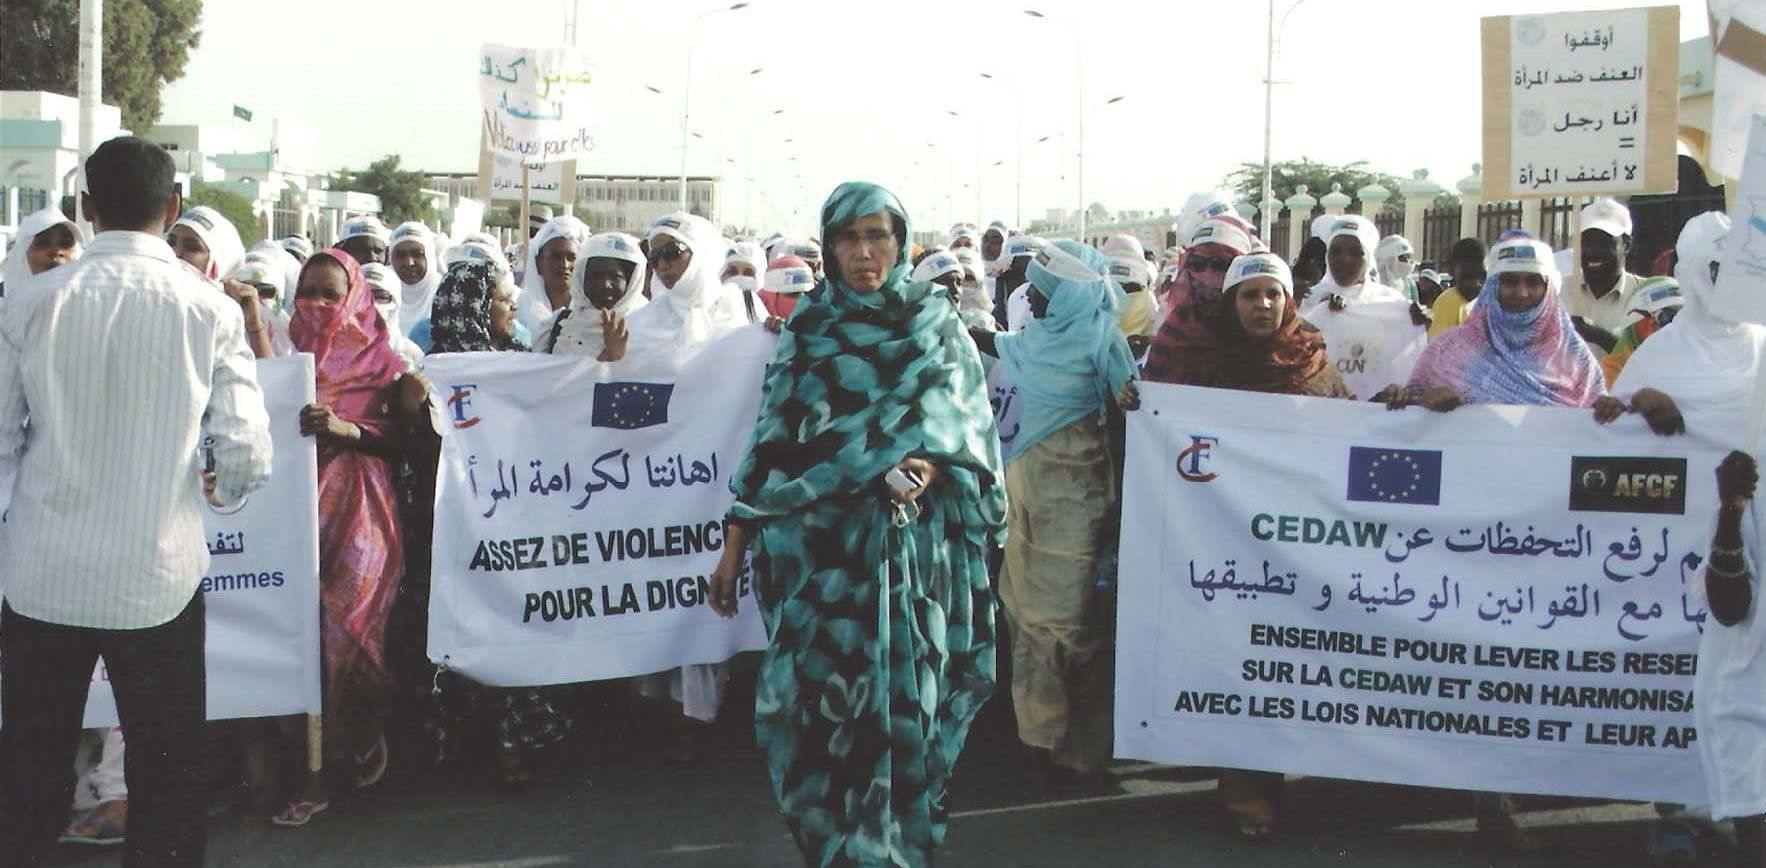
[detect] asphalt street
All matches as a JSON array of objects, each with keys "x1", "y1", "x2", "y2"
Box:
[{"x1": 44, "y1": 669, "x2": 1703, "y2": 868}]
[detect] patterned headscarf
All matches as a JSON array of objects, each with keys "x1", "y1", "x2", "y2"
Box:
[
  {"x1": 1407, "y1": 237, "x2": 1604, "y2": 407},
  {"x1": 1172, "y1": 253, "x2": 1335, "y2": 395},
  {"x1": 1142, "y1": 215, "x2": 1258, "y2": 383},
  {"x1": 429, "y1": 260, "x2": 528, "y2": 354},
  {"x1": 290, "y1": 250, "x2": 406, "y2": 422},
  {"x1": 993, "y1": 240, "x2": 1137, "y2": 460},
  {"x1": 730, "y1": 181, "x2": 1005, "y2": 534}
]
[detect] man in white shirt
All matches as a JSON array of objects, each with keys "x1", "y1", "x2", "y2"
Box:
[
  {"x1": 0, "y1": 136, "x2": 273, "y2": 868},
  {"x1": 1563, "y1": 197, "x2": 1644, "y2": 355}
]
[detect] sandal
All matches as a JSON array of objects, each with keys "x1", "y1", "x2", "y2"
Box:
[
  {"x1": 59, "y1": 802, "x2": 126, "y2": 846},
  {"x1": 269, "y1": 799, "x2": 329, "y2": 828},
  {"x1": 352, "y1": 733, "x2": 389, "y2": 789}
]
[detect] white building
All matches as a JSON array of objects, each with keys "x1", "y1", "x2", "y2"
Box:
[
  {"x1": 0, "y1": 90, "x2": 126, "y2": 229},
  {"x1": 424, "y1": 171, "x2": 720, "y2": 235}
]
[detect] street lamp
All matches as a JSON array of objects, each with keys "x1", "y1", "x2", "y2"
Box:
[
  {"x1": 1261, "y1": 0, "x2": 1314, "y2": 241},
  {"x1": 1023, "y1": 7, "x2": 1101, "y2": 241},
  {"x1": 678, "y1": 2, "x2": 752, "y2": 211}
]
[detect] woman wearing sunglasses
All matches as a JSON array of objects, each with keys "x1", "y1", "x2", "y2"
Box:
[
  {"x1": 1140, "y1": 215, "x2": 1258, "y2": 384},
  {"x1": 621, "y1": 212, "x2": 753, "y2": 366}
]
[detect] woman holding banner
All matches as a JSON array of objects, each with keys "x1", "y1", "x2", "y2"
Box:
[
  {"x1": 392, "y1": 259, "x2": 574, "y2": 786},
  {"x1": 1381, "y1": 233, "x2": 1604, "y2": 413},
  {"x1": 1128, "y1": 252, "x2": 1350, "y2": 839},
  {"x1": 709, "y1": 181, "x2": 1006, "y2": 868},
  {"x1": 1592, "y1": 212, "x2": 1766, "y2": 863},
  {"x1": 272, "y1": 249, "x2": 407, "y2": 827}
]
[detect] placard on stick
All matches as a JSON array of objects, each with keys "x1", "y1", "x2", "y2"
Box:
[{"x1": 1482, "y1": 6, "x2": 1680, "y2": 200}]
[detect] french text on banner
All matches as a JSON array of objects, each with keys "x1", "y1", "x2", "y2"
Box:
[
  {"x1": 1116, "y1": 382, "x2": 1727, "y2": 804},
  {"x1": 424, "y1": 328, "x2": 776, "y2": 688}
]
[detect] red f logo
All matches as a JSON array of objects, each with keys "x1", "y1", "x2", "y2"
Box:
[{"x1": 1176, "y1": 435, "x2": 1219, "y2": 482}]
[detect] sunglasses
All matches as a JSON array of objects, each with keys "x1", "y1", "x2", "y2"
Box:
[
  {"x1": 648, "y1": 241, "x2": 687, "y2": 264},
  {"x1": 1185, "y1": 254, "x2": 1234, "y2": 274}
]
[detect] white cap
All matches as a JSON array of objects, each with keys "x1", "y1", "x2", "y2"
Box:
[
  {"x1": 1188, "y1": 218, "x2": 1254, "y2": 255},
  {"x1": 1002, "y1": 234, "x2": 1046, "y2": 262},
  {"x1": 1489, "y1": 237, "x2": 1560, "y2": 284},
  {"x1": 360, "y1": 262, "x2": 398, "y2": 291},
  {"x1": 1108, "y1": 255, "x2": 1149, "y2": 287},
  {"x1": 338, "y1": 215, "x2": 391, "y2": 243},
  {"x1": 1100, "y1": 233, "x2": 1144, "y2": 260},
  {"x1": 1580, "y1": 197, "x2": 1633, "y2": 239},
  {"x1": 763, "y1": 256, "x2": 817, "y2": 294},
  {"x1": 911, "y1": 249, "x2": 964, "y2": 284},
  {"x1": 1630, "y1": 278, "x2": 1684, "y2": 316},
  {"x1": 1225, "y1": 252, "x2": 1294, "y2": 296}
]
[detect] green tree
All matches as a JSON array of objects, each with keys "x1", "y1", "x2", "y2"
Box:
[
  {"x1": 1224, "y1": 158, "x2": 1405, "y2": 212},
  {"x1": 336, "y1": 155, "x2": 436, "y2": 226},
  {"x1": 186, "y1": 180, "x2": 261, "y2": 247},
  {"x1": 1, "y1": 0, "x2": 203, "y2": 131}
]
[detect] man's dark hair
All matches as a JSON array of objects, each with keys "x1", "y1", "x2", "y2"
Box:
[
  {"x1": 84, "y1": 136, "x2": 176, "y2": 229},
  {"x1": 1450, "y1": 237, "x2": 1488, "y2": 263}
]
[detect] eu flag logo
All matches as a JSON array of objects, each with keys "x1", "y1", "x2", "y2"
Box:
[
  {"x1": 1346, "y1": 447, "x2": 1442, "y2": 505},
  {"x1": 592, "y1": 382, "x2": 673, "y2": 430}
]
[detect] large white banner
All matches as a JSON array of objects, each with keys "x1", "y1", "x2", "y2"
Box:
[
  {"x1": 1116, "y1": 383, "x2": 1729, "y2": 804},
  {"x1": 1304, "y1": 299, "x2": 1428, "y2": 401},
  {"x1": 479, "y1": 43, "x2": 596, "y2": 163},
  {"x1": 0, "y1": 355, "x2": 322, "y2": 728},
  {"x1": 424, "y1": 328, "x2": 776, "y2": 687}
]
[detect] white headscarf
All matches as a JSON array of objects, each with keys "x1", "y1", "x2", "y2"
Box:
[
  {"x1": 1376, "y1": 235, "x2": 1416, "y2": 284},
  {"x1": 2, "y1": 206, "x2": 87, "y2": 292},
  {"x1": 171, "y1": 205, "x2": 244, "y2": 282},
  {"x1": 389, "y1": 221, "x2": 441, "y2": 333},
  {"x1": 357, "y1": 261, "x2": 422, "y2": 366},
  {"x1": 1175, "y1": 190, "x2": 1236, "y2": 242},
  {"x1": 723, "y1": 240, "x2": 766, "y2": 292},
  {"x1": 246, "y1": 240, "x2": 300, "y2": 308},
  {"x1": 1303, "y1": 215, "x2": 1407, "y2": 313},
  {"x1": 517, "y1": 215, "x2": 592, "y2": 337},
  {"x1": 910, "y1": 248, "x2": 964, "y2": 285},
  {"x1": 1611, "y1": 212, "x2": 1766, "y2": 429},
  {"x1": 624, "y1": 212, "x2": 749, "y2": 362},
  {"x1": 552, "y1": 232, "x2": 650, "y2": 358}
]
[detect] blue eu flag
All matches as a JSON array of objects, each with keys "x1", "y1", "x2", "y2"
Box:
[
  {"x1": 1346, "y1": 447, "x2": 1442, "y2": 505},
  {"x1": 592, "y1": 382, "x2": 673, "y2": 430}
]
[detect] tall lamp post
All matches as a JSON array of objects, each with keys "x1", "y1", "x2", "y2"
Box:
[
  {"x1": 1261, "y1": 0, "x2": 1314, "y2": 242},
  {"x1": 679, "y1": 2, "x2": 751, "y2": 211},
  {"x1": 1024, "y1": 8, "x2": 1115, "y2": 242}
]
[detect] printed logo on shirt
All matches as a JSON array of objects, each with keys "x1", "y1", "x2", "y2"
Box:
[
  {"x1": 1568, "y1": 456, "x2": 1686, "y2": 515},
  {"x1": 1176, "y1": 435, "x2": 1221, "y2": 482}
]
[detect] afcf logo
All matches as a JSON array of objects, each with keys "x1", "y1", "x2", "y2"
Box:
[
  {"x1": 1176, "y1": 435, "x2": 1220, "y2": 482},
  {"x1": 447, "y1": 384, "x2": 481, "y2": 429}
]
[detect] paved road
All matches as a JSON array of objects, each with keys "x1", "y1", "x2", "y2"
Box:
[{"x1": 48, "y1": 675, "x2": 1682, "y2": 868}]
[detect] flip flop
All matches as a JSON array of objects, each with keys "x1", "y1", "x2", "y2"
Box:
[
  {"x1": 352, "y1": 733, "x2": 389, "y2": 789},
  {"x1": 59, "y1": 806, "x2": 125, "y2": 846},
  {"x1": 269, "y1": 799, "x2": 329, "y2": 828}
]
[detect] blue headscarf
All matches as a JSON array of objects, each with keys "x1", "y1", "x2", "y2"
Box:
[{"x1": 993, "y1": 239, "x2": 1137, "y2": 461}]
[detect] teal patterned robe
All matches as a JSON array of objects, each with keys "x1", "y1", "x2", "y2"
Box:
[{"x1": 729, "y1": 182, "x2": 1007, "y2": 867}]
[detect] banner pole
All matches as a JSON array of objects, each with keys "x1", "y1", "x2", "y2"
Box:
[
  {"x1": 519, "y1": 164, "x2": 532, "y2": 260},
  {"x1": 306, "y1": 713, "x2": 322, "y2": 773}
]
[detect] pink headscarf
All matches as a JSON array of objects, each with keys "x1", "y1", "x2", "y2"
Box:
[{"x1": 291, "y1": 249, "x2": 405, "y2": 424}]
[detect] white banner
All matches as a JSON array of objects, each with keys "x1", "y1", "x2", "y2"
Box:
[
  {"x1": 1304, "y1": 299, "x2": 1428, "y2": 401},
  {"x1": 984, "y1": 357, "x2": 1024, "y2": 463},
  {"x1": 1714, "y1": 114, "x2": 1766, "y2": 328},
  {"x1": 479, "y1": 43, "x2": 596, "y2": 162},
  {"x1": 424, "y1": 328, "x2": 776, "y2": 687},
  {"x1": 0, "y1": 355, "x2": 322, "y2": 728},
  {"x1": 1116, "y1": 383, "x2": 1728, "y2": 804}
]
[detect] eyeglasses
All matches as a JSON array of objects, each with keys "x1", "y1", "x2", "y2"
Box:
[
  {"x1": 648, "y1": 241, "x2": 687, "y2": 264},
  {"x1": 1185, "y1": 254, "x2": 1234, "y2": 274}
]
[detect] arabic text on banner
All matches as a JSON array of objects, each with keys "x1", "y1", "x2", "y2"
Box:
[
  {"x1": 0, "y1": 355, "x2": 323, "y2": 729},
  {"x1": 1116, "y1": 383, "x2": 1728, "y2": 804},
  {"x1": 424, "y1": 328, "x2": 776, "y2": 687},
  {"x1": 479, "y1": 42, "x2": 596, "y2": 162}
]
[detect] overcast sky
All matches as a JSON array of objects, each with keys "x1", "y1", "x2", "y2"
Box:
[{"x1": 157, "y1": 0, "x2": 1710, "y2": 236}]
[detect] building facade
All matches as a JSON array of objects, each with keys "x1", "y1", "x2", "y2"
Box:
[{"x1": 424, "y1": 171, "x2": 720, "y2": 235}]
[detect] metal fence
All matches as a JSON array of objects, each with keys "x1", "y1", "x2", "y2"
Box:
[
  {"x1": 1269, "y1": 211, "x2": 1292, "y2": 260},
  {"x1": 1421, "y1": 205, "x2": 1460, "y2": 264},
  {"x1": 1373, "y1": 209, "x2": 1404, "y2": 241},
  {"x1": 1476, "y1": 201, "x2": 1524, "y2": 246}
]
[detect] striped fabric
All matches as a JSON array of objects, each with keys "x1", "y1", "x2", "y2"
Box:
[{"x1": 0, "y1": 231, "x2": 273, "y2": 629}]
